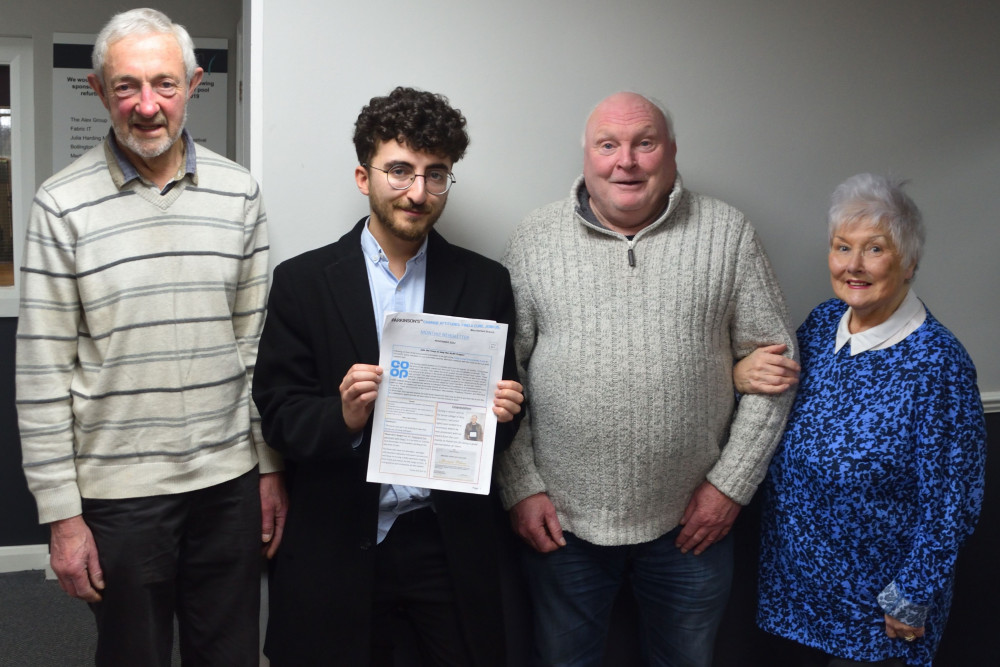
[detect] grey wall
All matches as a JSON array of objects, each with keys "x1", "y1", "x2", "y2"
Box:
[{"x1": 258, "y1": 0, "x2": 1000, "y2": 394}]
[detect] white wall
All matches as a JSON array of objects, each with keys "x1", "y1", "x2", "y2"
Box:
[{"x1": 256, "y1": 0, "x2": 1000, "y2": 395}]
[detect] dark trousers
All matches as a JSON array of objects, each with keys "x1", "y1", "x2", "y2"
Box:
[
  {"x1": 774, "y1": 636, "x2": 909, "y2": 667},
  {"x1": 83, "y1": 467, "x2": 261, "y2": 667},
  {"x1": 371, "y1": 508, "x2": 474, "y2": 667}
]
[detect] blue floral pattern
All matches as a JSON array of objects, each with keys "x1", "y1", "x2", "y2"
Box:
[{"x1": 757, "y1": 299, "x2": 987, "y2": 667}]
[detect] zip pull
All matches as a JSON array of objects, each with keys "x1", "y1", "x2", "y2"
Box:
[{"x1": 627, "y1": 246, "x2": 636, "y2": 267}]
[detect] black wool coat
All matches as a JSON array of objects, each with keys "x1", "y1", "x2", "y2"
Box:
[{"x1": 254, "y1": 219, "x2": 519, "y2": 666}]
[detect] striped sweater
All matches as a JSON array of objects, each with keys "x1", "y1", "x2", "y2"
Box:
[
  {"x1": 16, "y1": 136, "x2": 280, "y2": 524},
  {"x1": 497, "y1": 175, "x2": 796, "y2": 546}
]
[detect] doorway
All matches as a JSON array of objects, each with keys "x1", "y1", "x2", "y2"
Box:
[{"x1": 0, "y1": 64, "x2": 13, "y2": 286}]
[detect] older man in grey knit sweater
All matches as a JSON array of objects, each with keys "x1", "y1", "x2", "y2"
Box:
[{"x1": 497, "y1": 92, "x2": 796, "y2": 666}]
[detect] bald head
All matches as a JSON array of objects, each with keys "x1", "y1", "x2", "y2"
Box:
[
  {"x1": 582, "y1": 92, "x2": 678, "y2": 234},
  {"x1": 584, "y1": 92, "x2": 674, "y2": 145}
]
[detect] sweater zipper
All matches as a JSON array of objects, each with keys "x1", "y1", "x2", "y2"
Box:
[{"x1": 627, "y1": 238, "x2": 636, "y2": 267}]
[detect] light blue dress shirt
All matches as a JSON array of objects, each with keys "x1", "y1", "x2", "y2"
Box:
[{"x1": 360, "y1": 220, "x2": 433, "y2": 544}]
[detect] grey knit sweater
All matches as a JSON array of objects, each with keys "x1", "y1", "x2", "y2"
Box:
[
  {"x1": 16, "y1": 137, "x2": 280, "y2": 524},
  {"x1": 497, "y1": 176, "x2": 795, "y2": 546}
]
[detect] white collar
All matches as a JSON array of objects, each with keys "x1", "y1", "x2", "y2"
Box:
[{"x1": 835, "y1": 289, "x2": 926, "y2": 355}]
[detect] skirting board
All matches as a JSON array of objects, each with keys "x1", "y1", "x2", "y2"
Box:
[
  {"x1": 0, "y1": 544, "x2": 55, "y2": 578},
  {"x1": 983, "y1": 391, "x2": 1000, "y2": 414}
]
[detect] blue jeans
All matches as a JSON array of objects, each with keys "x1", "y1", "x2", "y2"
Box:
[{"x1": 521, "y1": 526, "x2": 733, "y2": 667}]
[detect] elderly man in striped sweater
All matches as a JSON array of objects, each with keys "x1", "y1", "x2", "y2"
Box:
[{"x1": 15, "y1": 8, "x2": 285, "y2": 666}]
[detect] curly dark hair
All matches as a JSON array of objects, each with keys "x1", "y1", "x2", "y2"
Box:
[{"x1": 353, "y1": 87, "x2": 469, "y2": 165}]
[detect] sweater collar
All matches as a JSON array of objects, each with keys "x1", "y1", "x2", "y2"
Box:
[{"x1": 572, "y1": 173, "x2": 685, "y2": 238}]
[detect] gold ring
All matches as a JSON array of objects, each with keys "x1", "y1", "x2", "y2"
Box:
[{"x1": 903, "y1": 634, "x2": 916, "y2": 642}]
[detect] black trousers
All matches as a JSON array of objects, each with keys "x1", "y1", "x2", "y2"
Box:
[
  {"x1": 83, "y1": 467, "x2": 261, "y2": 667},
  {"x1": 370, "y1": 508, "x2": 474, "y2": 667},
  {"x1": 774, "y1": 635, "x2": 909, "y2": 667}
]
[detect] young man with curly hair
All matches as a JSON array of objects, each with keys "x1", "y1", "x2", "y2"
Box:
[{"x1": 253, "y1": 87, "x2": 524, "y2": 666}]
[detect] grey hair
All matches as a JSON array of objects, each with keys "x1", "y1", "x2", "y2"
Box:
[
  {"x1": 581, "y1": 92, "x2": 676, "y2": 147},
  {"x1": 828, "y1": 173, "x2": 925, "y2": 274},
  {"x1": 92, "y1": 8, "x2": 198, "y2": 85}
]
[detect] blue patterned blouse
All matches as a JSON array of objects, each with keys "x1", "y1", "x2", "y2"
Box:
[{"x1": 757, "y1": 299, "x2": 986, "y2": 667}]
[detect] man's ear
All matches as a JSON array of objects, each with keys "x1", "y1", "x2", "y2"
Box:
[
  {"x1": 355, "y1": 164, "x2": 371, "y2": 196},
  {"x1": 186, "y1": 67, "x2": 205, "y2": 98},
  {"x1": 87, "y1": 73, "x2": 110, "y2": 110}
]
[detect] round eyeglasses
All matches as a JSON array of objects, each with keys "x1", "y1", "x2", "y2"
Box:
[{"x1": 364, "y1": 163, "x2": 456, "y2": 195}]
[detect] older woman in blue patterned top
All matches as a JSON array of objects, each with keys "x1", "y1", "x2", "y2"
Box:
[{"x1": 736, "y1": 173, "x2": 986, "y2": 667}]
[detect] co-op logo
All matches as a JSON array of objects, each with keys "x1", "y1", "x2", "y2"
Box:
[{"x1": 390, "y1": 360, "x2": 409, "y2": 378}]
